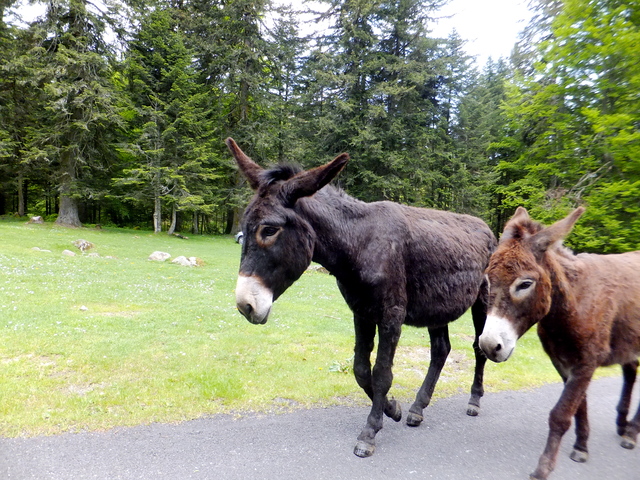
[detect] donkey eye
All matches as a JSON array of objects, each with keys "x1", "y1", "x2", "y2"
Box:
[
  {"x1": 256, "y1": 225, "x2": 282, "y2": 247},
  {"x1": 261, "y1": 226, "x2": 280, "y2": 237},
  {"x1": 515, "y1": 280, "x2": 533, "y2": 291}
]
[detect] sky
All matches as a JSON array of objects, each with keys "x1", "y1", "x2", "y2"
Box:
[
  {"x1": 14, "y1": 0, "x2": 533, "y2": 66},
  {"x1": 430, "y1": 0, "x2": 533, "y2": 65}
]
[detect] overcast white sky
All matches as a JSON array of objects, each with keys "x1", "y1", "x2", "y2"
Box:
[
  {"x1": 15, "y1": 0, "x2": 532, "y2": 66},
  {"x1": 430, "y1": 0, "x2": 532, "y2": 65}
]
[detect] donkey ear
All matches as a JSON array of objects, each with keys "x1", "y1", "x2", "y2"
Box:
[
  {"x1": 531, "y1": 207, "x2": 586, "y2": 253},
  {"x1": 499, "y1": 207, "x2": 532, "y2": 243},
  {"x1": 226, "y1": 138, "x2": 263, "y2": 190},
  {"x1": 511, "y1": 206, "x2": 530, "y2": 222},
  {"x1": 283, "y1": 153, "x2": 349, "y2": 204}
]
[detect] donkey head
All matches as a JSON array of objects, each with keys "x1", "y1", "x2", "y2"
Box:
[
  {"x1": 226, "y1": 138, "x2": 348, "y2": 324},
  {"x1": 479, "y1": 206, "x2": 585, "y2": 362}
]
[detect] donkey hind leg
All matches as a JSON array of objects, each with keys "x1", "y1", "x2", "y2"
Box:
[
  {"x1": 406, "y1": 325, "x2": 451, "y2": 427},
  {"x1": 569, "y1": 396, "x2": 589, "y2": 463},
  {"x1": 618, "y1": 360, "x2": 639, "y2": 449},
  {"x1": 530, "y1": 373, "x2": 593, "y2": 480},
  {"x1": 467, "y1": 296, "x2": 488, "y2": 416},
  {"x1": 353, "y1": 316, "x2": 402, "y2": 458}
]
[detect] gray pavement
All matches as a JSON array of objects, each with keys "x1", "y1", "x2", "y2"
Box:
[{"x1": 1, "y1": 377, "x2": 639, "y2": 479}]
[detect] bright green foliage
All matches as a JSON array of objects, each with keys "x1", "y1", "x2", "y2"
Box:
[{"x1": 495, "y1": 0, "x2": 640, "y2": 251}]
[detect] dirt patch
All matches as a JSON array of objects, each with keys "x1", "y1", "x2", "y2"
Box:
[{"x1": 393, "y1": 346, "x2": 473, "y2": 380}]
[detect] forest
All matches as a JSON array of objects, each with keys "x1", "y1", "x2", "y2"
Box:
[{"x1": 0, "y1": 0, "x2": 638, "y2": 253}]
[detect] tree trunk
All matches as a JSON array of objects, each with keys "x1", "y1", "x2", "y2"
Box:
[
  {"x1": 153, "y1": 195, "x2": 162, "y2": 233},
  {"x1": 55, "y1": 152, "x2": 82, "y2": 227},
  {"x1": 167, "y1": 204, "x2": 177, "y2": 235},
  {"x1": 225, "y1": 207, "x2": 241, "y2": 235},
  {"x1": 192, "y1": 211, "x2": 199, "y2": 235},
  {"x1": 17, "y1": 174, "x2": 25, "y2": 216}
]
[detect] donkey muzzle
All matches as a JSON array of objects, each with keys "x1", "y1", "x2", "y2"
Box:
[
  {"x1": 479, "y1": 313, "x2": 517, "y2": 363},
  {"x1": 235, "y1": 274, "x2": 273, "y2": 325}
]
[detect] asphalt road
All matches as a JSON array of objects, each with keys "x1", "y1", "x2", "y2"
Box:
[{"x1": 1, "y1": 377, "x2": 639, "y2": 480}]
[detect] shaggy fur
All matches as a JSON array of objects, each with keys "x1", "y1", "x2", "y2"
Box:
[
  {"x1": 226, "y1": 138, "x2": 497, "y2": 457},
  {"x1": 483, "y1": 207, "x2": 640, "y2": 480}
]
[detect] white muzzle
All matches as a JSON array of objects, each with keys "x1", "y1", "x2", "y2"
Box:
[
  {"x1": 235, "y1": 274, "x2": 273, "y2": 324},
  {"x1": 479, "y1": 313, "x2": 518, "y2": 363}
]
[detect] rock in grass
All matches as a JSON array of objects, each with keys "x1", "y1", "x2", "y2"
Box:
[
  {"x1": 72, "y1": 239, "x2": 95, "y2": 253},
  {"x1": 149, "y1": 251, "x2": 171, "y2": 261},
  {"x1": 62, "y1": 249, "x2": 76, "y2": 256},
  {"x1": 171, "y1": 256, "x2": 204, "y2": 267}
]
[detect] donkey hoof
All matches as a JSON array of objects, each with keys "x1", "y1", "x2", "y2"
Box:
[
  {"x1": 620, "y1": 435, "x2": 636, "y2": 449},
  {"x1": 466, "y1": 404, "x2": 480, "y2": 417},
  {"x1": 406, "y1": 411, "x2": 423, "y2": 427},
  {"x1": 385, "y1": 399, "x2": 402, "y2": 422},
  {"x1": 570, "y1": 449, "x2": 588, "y2": 463},
  {"x1": 354, "y1": 440, "x2": 375, "y2": 457}
]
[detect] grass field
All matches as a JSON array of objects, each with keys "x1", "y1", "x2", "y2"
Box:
[{"x1": 0, "y1": 219, "x2": 616, "y2": 437}]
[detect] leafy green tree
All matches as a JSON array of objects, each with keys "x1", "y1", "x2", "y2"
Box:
[
  {"x1": 118, "y1": 7, "x2": 218, "y2": 233},
  {"x1": 0, "y1": 1, "x2": 50, "y2": 216},
  {"x1": 19, "y1": 0, "x2": 123, "y2": 227},
  {"x1": 454, "y1": 59, "x2": 509, "y2": 223},
  {"x1": 298, "y1": 0, "x2": 481, "y2": 212},
  {"x1": 494, "y1": 0, "x2": 640, "y2": 252}
]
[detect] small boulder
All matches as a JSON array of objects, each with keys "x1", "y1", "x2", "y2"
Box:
[
  {"x1": 62, "y1": 250, "x2": 76, "y2": 257},
  {"x1": 171, "y1": 255, "x2": 193, "y2": 267},
  {"x1": 149, "y1": 251, "x2": 171, "y2": 261},
  {"x1": 189, "y1": 256, "x2": 205, "y2": 267},
  {"x1": 72, "y1": 239, "x2": 95, "y2": 253}
]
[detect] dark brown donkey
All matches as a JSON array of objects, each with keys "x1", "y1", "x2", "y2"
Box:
[
  {"x1": 479, "y1": 206, "x2": 640, "y2": 480},
  {"x1": 226, "y1": 138, "x2": 497, "y2": 457}
]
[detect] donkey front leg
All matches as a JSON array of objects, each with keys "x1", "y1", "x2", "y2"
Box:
[
  {"x1": 569, "y1": 396, "x2": 589, "y2": 463},
  {"x1": 530, "y1": 373, "x2": 592, "y2": 480},
  {"x1": 406, "y1": 325, "x2": 451, "y2": 426},
  {"x1": 353, "y1": 317, "x2": 402, "y2": 458}
]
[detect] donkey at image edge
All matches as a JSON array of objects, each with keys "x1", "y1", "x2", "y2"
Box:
[
  {"x1": 226, "y1": 138, "x2": 497, "y2": 458},
  {"x1": 479, "y1": 206, "x2": 640, "y2": 480}
]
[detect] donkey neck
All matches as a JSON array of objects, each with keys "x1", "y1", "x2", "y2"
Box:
[
  {"x1": 542, "y1": 250, "x2": 582, "y2": 324},
  {"x1": 295, "y1": 186, "x2": 370, "y2": 274}
]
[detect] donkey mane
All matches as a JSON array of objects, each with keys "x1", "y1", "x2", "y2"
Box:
[{"x1": 260, "y1": 164, "x2": 303, "y2": 185}]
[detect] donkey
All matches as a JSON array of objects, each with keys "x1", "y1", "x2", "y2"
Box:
[
  {"x1": 479, "y1": 206, "x2": 640, "y2": 480},
  {"x1": 226, "y1": 138, "x2": 497, "y2": 457}
]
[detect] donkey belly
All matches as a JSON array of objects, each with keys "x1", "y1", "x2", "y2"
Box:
[
  {"x1": 405, "y1": 269, "x2": 484, "y2": 328},
  {"x1": 335, "y1": 257, "x2": 485, "y2": 329}
]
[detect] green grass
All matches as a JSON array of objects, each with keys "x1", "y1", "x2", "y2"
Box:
[{"x1": 0, "y1": 219, "x2": 616, "y2": 437}]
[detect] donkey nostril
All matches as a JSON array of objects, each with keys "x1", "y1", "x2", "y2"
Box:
[
  {"x1": 237, "y1": 303, "x2": 253, "y2": 318},
  {"x1": 495, "y1": 343, "x2": 502, "y2": 352}
]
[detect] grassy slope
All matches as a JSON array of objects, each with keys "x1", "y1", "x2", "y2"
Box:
[{"x1": 0, "y1": 220, "x2": 615, "y2": 437}]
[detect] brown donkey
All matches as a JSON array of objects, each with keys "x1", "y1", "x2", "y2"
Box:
[{"x1": 479, "y1": 206, "x2": 640, "y2": 480}]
